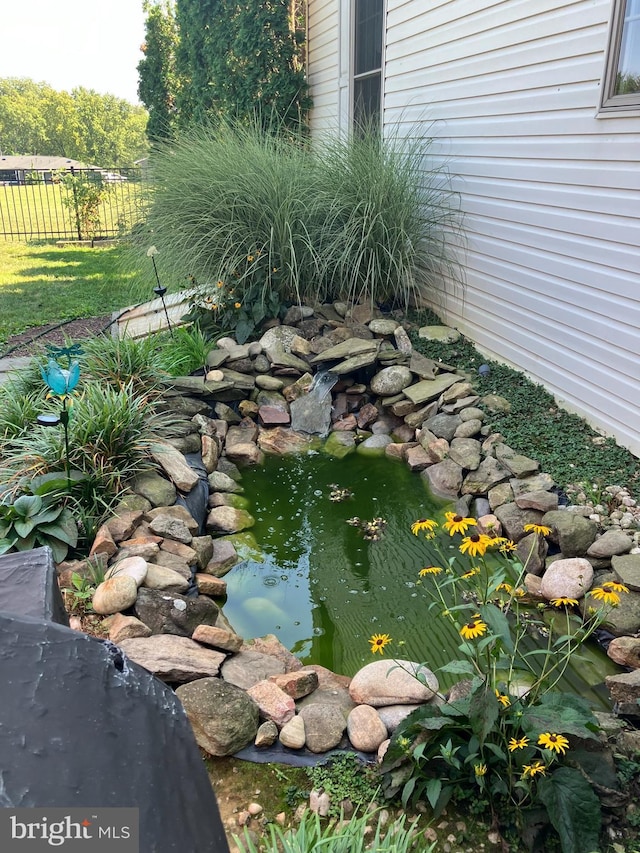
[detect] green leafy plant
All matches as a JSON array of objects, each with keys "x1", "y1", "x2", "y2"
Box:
[
  {"x1": 233, "y1": 805, "x2": 431, "y2": 853},
  {"x1": 0, "y1": 493, "x2": 78, "y2": 563},
  {"x1": 186, "y1": 277, "x2": 283, "y2": 345},
  {"x1": 306, "y1": 753, "x2": 380, "y2": 818},
  {"x1": 59, "y1": 169, "x2": 113, "y2": 240},
  {"x1": 376, "y1": 515, "x2": 625, "y2": 852}
]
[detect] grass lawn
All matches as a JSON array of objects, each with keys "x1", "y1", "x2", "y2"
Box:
[{"x1": 0, "y1": 240, "x2": 155, "y2": 348}]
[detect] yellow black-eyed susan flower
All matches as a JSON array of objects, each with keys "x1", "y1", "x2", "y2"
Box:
[
  {"x1": 538, "y1": 732, "x2": 569, "y2": 754},
  {"x1": 508, "y1": 736, "x2": 529, "y2": 751},
  {"x1": 369, "y1": 633, "x2": 392, "y2": 655},
  {"x1": 411, "y1": 518, "x2": 438, "y2": 536},
  {"x1": 523, "y1": 523, "x2": 552, "y2": 537},
  {"x1": 443, "y1": 511, "x2": 476, "y2": 536},
  {"x1": 460, "y1": 619, "x2": 488, "y2": 640}
]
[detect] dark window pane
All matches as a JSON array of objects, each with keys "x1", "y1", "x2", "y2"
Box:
[
  {"x1": 354, "y1": 75, "x2": 381, "y2": 129},
  {"x1": 355, "y1": 0, "x2": 383, "y2": 76}
]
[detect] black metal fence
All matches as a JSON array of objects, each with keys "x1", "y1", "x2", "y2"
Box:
[{"x1": 0, "y1": 167, "x2": 149, "y2": 241}]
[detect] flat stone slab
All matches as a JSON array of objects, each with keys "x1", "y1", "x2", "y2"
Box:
[{"x1": 402, "y1": 373, "x2": 460, "y2": 404}]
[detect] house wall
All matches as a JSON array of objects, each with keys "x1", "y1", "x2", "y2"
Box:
[{"x1": 306, "y1": 0, "x2": 640, "y2": 458}]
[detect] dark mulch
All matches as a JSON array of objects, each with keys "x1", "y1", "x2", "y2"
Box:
[{"x1": 2, "y1": 314, "x2": 114, "y2": 359}]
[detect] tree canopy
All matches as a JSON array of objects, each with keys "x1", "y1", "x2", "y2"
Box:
[
  {"x1": 138, "y1": 0, "x2": 310, "y2": 137},
  {"x1": 0, "y1": 78, "x2": 149, "y2": 166}
]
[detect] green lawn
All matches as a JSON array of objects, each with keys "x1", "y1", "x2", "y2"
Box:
[{"x1": 0, "y1": 241, "x2": 155, "y2": 348}]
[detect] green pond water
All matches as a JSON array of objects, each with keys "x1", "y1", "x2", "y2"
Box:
[{"x1": 221, "y1": 450, "x2": 618, "y2": 708}]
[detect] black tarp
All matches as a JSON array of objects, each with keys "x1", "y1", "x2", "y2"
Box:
[{"x1": 0, "y1": 611, "x2": 229, "y2": 852}]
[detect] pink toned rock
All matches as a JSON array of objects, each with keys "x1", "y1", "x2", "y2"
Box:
[
  {"x1": 242, "y1": 635, "x2": 303, "y2": 672},
  {"x1": 405, "y1": 445, "x2": 432, "y2": 471},
  {"x1": 540, "y1": 558, "x2": 594, "y2": 602},
  {"x1": 257, "y1": 426, "x2": 315, "y2": 454},
  {"x1": 195, "y1": 573, "x2": 227, "y2": 597},
  {"x1": 205, "y1": 540, "x2": 239, "y2": 577},
  {"x1": 105, "y1": 510, "x2": 144, "y2": 542},
  {"x1": 225, "y1": 442, "x2": 265, "y2": 466},
  {"x1": 347, "y1": 705, "x2": 388, "y2": 752},
  {"x1": 349, "y1": 660, "x2": 439, "y2": 707},
  {"x1": 268, "y1": 669, "x2": 319, "y2": 699},
  {"x1": 192, "y1": 624, "x2": 242, "y2": 653},
  {"x1": 107, "y1": 613, "x2": 152, "y2": 643},
  {"x1": 426, "y1": 437, "x2": 450, "y2": 463},
  {"x1": 357, "y1": 403, "x2": 379, "y2": 429},
  {"x1": 332, "y1": 415, "x2": 357, "y2": 431},
  {"x1": 524, "y1": 573, "x2": 544, "y2": 597},
  {"x1": 90, "y1": 524, "x2": 118, "y2": 558},
  {"x1": 92, "y1": 575, "x2": 139, "y2": 615},
  {"x1": 258, "y1": 406, "x2": 290, "y2": 426},
  {"x1": 477, "y1": 515, "x2": 502, "y2": 538},
  {"x1": 607, "y1": 636, "x2": 640, "y2": 669},
  {"x1": 116, "y1": 536, "x2": 162, "y2": 560},
  {"x1": 247, "y1": 680, "x2": 295, "y2": 727},
  {"x1": 150, "y1": 441, "x2": 200, "y2": 493},
  {"x1": 201, "y1": 434, "x2": 220, "y2": 473},
  {"x1": 160, "y1": 539, "x2": 198, "y2": 564}
]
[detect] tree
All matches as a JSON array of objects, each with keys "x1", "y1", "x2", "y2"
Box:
[
  {"x1": 170, "y1": 0, "x2": 310, "y2": 130},
  {"x1": 0, "y1": 78, "x2": 149, "y2": 166},
  {"x1": 138, "y1": 0, "x2": 180, "y2": 140}
]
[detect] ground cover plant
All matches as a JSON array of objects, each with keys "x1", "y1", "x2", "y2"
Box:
[{"x1": 408, "y1": 309, "x2": 640, "y2": 501}]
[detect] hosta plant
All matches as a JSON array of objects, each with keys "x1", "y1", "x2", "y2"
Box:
[{"x1": 0, "y1": 493, "x2": 78, "y2": 563}]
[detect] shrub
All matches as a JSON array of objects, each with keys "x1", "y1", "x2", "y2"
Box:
[{"x1": 136, "y1": 121, "x2": 459, "y2": 331}]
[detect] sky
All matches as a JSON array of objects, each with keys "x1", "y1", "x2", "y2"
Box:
[{"x1": 1, "y1": 0, "x2": 147, "y2": 104}]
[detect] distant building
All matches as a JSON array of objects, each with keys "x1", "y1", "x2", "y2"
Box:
[{"x1": 0, "y1": 156, "x2": 95, "y2": 185}]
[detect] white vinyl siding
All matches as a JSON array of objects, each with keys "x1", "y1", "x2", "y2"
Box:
[
  {"x1": 307, "y1": 0, "x2": 640, "y2": 457},
  {"x1": 307, "y1": 0, "x2": 341, "y2": 134}
]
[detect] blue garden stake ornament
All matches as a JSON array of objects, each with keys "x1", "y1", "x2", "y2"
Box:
[{"x1": 39, "y1": 358, "x2": 81, "y2": 491}]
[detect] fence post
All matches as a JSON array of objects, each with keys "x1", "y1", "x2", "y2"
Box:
[{"x1": 69, "y1": 166, "x2": 82, "y2": 240}]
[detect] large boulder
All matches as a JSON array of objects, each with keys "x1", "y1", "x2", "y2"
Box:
[
  {"x1": 349, "y1": 659, "x2": 439, "y2": 706},
  {"x1": 176, "y1": 677, "x2": 259, "y2": 756}
]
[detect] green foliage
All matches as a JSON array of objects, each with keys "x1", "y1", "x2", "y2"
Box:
[
  {"x1": 0, "y1": 493, "x2": 78, "y2": 563},
  {"x1": 1, "y1": 382, "x2": 161, "y2": 494},
  {"x1": 186, "y1": 279, "x2": 284, "y2": 345},
  {"x1": 538, "y1": 767, "x2": 602, "y2": 853},
  {"x1": 138, "y1": 1, "x2": 180, "y2": 140},
  {"x1": 0, "y1": 77, "x2": 148, "y2": 166},
  {"x1": 377, "y1": 517, "x2": 620, "y2": 852},
  {"x1": 409, "y1": 324, "x2": 640, "y2": 501},
  {"x1": 139, "y1": 122, "x2": 457, "y2": 319},
  {"x1": 154, "y1": 324, "x2": 214, "y2": 376},
  {"x1": 59, "y1": 171, "x2": 113, "y2": 241},
  {"x1": 82, "y1": 334, "x2": 168, "y2": 395},
  {"x1": 234, "y1": 805, "x2": 431, "y2": 853},
  {"x1": 174, "y1": 0, "x2": 310, "y2": 130},
  {"x1": 306, "y1": 753, "x2": 380, "y2": 818},
  {"x1": 316, "y1": 130, "x2": 459, "y2": 310}
]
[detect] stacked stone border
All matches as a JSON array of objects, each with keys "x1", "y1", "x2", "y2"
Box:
[{"x1": 59, "y1": 302, "x2": 640, "y2": 765}]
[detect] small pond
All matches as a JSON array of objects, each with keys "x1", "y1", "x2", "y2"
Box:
[{"x1": 222, "y1": 451, "x2": 618, "y2": 709}]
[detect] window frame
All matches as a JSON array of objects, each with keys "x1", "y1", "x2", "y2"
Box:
[
  {"x1": 351, "y1": 0, "x2": 386, "y2": 130},
  {"x1": 600, "y1": 0, "x2": 640, "y2": 113}
]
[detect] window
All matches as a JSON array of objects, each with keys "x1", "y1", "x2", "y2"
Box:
[
  {"x1": 601, "y1": 0, "x2": 640, "y2": 110},
  {"x1": 353, "y1": 0, "x2": 384, "y2": 129}
]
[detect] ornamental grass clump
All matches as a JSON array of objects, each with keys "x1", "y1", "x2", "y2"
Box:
[
  {"x1": 375, "y1": 513, "x2": 628, "y2": 853},
  {"x1": 137, "y1": 121, "x2": 458, "y2": 333}
]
